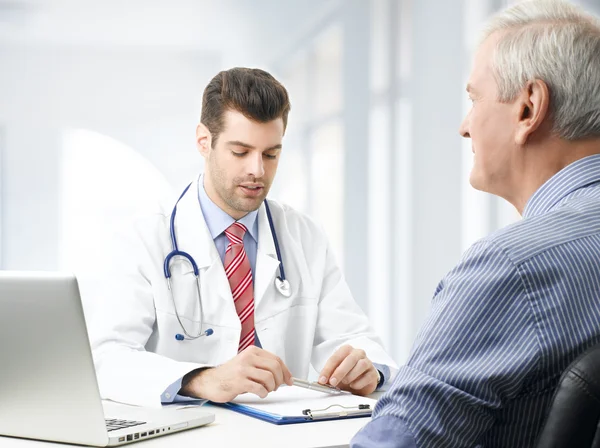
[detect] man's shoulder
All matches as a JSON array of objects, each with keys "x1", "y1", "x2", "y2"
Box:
[{"x1": 485, "y1": 198, "x2": 600, "y2": 265}]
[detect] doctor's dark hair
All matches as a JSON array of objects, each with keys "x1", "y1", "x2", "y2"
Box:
[{"x1": 200, "y1": 67, "x2": 291, "y2": 147}]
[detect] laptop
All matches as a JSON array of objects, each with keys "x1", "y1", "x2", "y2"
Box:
[{"x1": 0, "y1": 271, "x2": 215, "y2": 446}]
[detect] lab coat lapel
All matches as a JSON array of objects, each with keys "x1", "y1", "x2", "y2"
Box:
[
  {"x1": 174, "y1": 176, "x2": 231, "y2": 302},
  {"x1": 254, "y1": 201, "x2": 281, "y2": 309}
]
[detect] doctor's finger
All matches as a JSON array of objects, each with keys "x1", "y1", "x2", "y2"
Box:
[
  {"x1": 328, "y1": 352, "x2": 362, "y2": 387},
  {"x1": 349, "y1": 369, "x2": 379, "y2": 391},
  {"x1": 243, "y1": 379, "x2": 269, "y2": 399},
  {"x1": 251, "y1": 356, "x2": 286, "y2": 388},
  {"x1": 274, "y1": 356, "x2": 293, "y2": 385},
  {"x1": 318, "y1": 345, "x2": 353, "y2": 384},
  {"x1": 254, "y1": 350, "x2": 293, "y2": 386},
  {"x1": 247, "y1": 366, "x2": 277, "y2": 393},
  {"x1": 341, "y1": 358, "x2": 372, "y2": 385}
]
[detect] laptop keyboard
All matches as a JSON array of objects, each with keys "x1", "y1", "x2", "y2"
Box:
[{"x1": 105, "y1": 418, "x2": 146, "y2": 432}]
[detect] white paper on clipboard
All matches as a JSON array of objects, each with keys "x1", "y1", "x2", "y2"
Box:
[{"x1": 231, "y1": 385, "x2": 376, "y2": 419}]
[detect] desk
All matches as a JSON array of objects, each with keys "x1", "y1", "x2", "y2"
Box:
[{"x1": 0, "y1": 401, "x2": 374, "y2": 448}]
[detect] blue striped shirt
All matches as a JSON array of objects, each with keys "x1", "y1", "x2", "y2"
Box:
[{"x1": 352, "y1": 154, "x2": 600, "y2": 448}]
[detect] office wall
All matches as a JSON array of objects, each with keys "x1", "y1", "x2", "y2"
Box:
[
  {"x1": 274, "y1": 0, "x2": 471, "y2": 361},
  {"x1": 0, "y1": 45, "x2": 219, "y2": 269},
  {"x1": 0, "y1": 124, "x2": 3, "y2": 268},
  {"x1": 2, "y1": 0, "x2": 600, "y2": 364}
]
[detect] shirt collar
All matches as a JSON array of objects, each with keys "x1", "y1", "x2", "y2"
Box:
[
  {"x1": 197, "y1": 175, "x2": 259, "y2": 243},
  {"x1": 523, "y1": 154, "x2": 600, "y2": 219}
]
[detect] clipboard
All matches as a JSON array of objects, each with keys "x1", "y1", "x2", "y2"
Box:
[{"x1": 213, "y1": 385, "x2": 376, "y2": 425}]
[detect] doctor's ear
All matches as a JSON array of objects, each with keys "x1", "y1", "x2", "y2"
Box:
[{"x1": 196, "y1": 123, "x2": 212, "y2": 156}]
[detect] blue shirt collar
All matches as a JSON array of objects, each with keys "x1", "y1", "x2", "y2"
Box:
[
  {"x1": 197, "y1": 175, "x2": 259, "y2": 243},
  {"x1": 523, "y1": 154, "x2": 600, "y2": 219}
]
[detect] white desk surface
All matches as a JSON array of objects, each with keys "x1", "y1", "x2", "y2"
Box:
[{"x1": 0, "y1": 400, "x2": 374, "y2": 448}]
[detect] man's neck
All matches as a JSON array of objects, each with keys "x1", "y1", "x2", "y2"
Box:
[{"x1": 507, "y1": 138, "x2": 600, "y2": 214}]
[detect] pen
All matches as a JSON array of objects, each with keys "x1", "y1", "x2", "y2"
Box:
[{"x1": 292, "y1": 377, "x2": 352, "y2": 395}]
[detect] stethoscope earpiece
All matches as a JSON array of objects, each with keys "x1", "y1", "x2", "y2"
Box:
[{"x1": 175, "y1": 328, "x2": 214, "y2": 341}]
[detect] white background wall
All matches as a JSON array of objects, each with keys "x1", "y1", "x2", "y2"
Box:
[
  {"x1": 1, "y1": 0, "x2": 599, "y2": 365},
  {"x1": 0, "y1": 45, "x2": 219, "y2": 268}
]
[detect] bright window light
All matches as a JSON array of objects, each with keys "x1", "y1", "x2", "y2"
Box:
[{"x1": 60, "y1": 129, "x2": 173, "y2": 273}]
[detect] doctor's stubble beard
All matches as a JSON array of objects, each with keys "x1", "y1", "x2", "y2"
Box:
[{"x1": 209, "y1": 163, "x2": 273, "y2": 214}]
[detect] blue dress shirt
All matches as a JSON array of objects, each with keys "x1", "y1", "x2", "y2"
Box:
[
  {"x1": 196, "y1": 178, "x2": 259, "y2": 279},
  {"x1": 160, "y1": 178, "x2": 259, "y2": 403},
  {"x1": 352, "y1": 154, "x2": 600, "y2": 447}
]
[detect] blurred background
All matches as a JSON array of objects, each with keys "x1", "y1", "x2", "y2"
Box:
[{"x1": 1, "y1": 0, "x2": 599, "y2": 364}]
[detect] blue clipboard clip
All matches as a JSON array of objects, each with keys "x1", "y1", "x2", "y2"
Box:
[{"x1": 301, "y1": 403, "x2": 371, "y2": 420}]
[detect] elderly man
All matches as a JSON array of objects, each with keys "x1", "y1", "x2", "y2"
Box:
[{"x1": 352, "y1": 1, "x2": 600, "y2": 447}]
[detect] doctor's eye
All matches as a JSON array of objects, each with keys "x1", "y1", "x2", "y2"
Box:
[
  {"x1": 263, "y1": 153, "x2": 277, "y2": 160},
  {"x1": 232, "y1": 151, "x2": 247, "y2": 157}
]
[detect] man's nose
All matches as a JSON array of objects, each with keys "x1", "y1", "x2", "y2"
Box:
[
  {"x1": 247, "y1": 152, "x2": 265, "y2": 178},
  {"x1": 459, "y1": 115, "x2": 470, "y2": 138}
]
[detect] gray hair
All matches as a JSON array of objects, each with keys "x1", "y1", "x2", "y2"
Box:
[{"x1": 482, "y1": 0, "x2": 600, "y2": 141}]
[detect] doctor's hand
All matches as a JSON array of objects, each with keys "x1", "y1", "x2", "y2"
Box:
[
  {"x1": 180, "y1": 346, "x2": 293, "y2": 403},
  {"x1": 319, "y1": 345, "x2": 379, "y2": 396}
]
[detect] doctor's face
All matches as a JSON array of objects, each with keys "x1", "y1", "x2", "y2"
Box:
[{"x1": 199, "y1": 110, "x2": 284, "y2": 220}]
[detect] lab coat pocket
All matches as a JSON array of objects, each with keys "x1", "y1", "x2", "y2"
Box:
[
  {"x1": 256, "y1": 301, "x2": 319, "y2": 374},
  {"x1": 257, "y1": 285, "x2": 318, "y2": 320},
  {"x1": 149, "y1": 308, "x2": 237, "y2": 365}
]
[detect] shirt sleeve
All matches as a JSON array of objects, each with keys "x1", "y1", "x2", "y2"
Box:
[
  {"x1": 351, "y1": 416, "x2": 417, "y2": 448},
  {"x1": 353, "y1": 239, "x2": 540, "y2": 448},
  {"x1": 373, "y1": 362, "x2": 390, "y2": 390},
  {"x1": 160, "y1": 376, "x2": 208, "y2": 404}
]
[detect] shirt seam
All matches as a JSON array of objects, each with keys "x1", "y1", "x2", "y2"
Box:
[
  {"x1": 495, "y1": 199, "x2": 600, "y2": 265},
  {"x1": 522, "y1": 155, "x2": 600, "y2": 218},
  {"x1": 486, "y1": 239, "x2": 545, "y2": 396}
]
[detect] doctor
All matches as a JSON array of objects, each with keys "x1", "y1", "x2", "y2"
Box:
[{"x1": 89, "y1": 67, "x2": 397, "y2": 407}]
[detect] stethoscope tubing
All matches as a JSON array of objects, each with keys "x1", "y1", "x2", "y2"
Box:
[{"x1": 164, "y1": 181, "x2": 289, "y2": 341}]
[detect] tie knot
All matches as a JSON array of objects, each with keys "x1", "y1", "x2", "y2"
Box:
[{"x1": 225, "y1": 222, "x2": 247, "y2": 245}]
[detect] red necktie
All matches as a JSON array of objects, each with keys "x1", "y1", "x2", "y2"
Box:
[{"x1": 224, "y1": 222, "x2": 255, "y2": 352}]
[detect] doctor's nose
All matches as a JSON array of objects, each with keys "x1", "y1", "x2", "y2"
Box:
[{"x1": 246, "y1": 152, "x2": 265, "y2": 178}]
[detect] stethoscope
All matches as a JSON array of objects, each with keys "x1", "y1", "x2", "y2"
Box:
[{"x1": 164, "y1": 182, "x2": 292, "y2": 341}]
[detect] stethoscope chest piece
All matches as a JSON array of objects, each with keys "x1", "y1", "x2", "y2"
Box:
[{"x1": 275, "y1": 277, "x2": 291, "y2": 298}]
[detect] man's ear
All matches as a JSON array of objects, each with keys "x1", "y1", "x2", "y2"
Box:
[
  {"x1": 515, "y1": 79, "x2": 550, "y2": 145},
  {"x1": 196, "y1": 123, "x2": 212, "y2": 156}
]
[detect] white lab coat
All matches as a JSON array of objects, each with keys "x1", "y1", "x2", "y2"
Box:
[{"x1": 87, "y1": 176, "x2": 397, "y2": 407}]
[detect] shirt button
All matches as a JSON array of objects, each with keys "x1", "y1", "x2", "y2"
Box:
[{"x1": 165, "y1": 393, "x2": 171, "y2": 399}]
